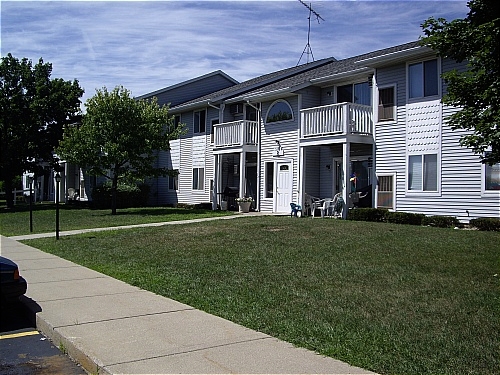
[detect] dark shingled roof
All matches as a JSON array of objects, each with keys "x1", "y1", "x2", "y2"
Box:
[
  {"x1": 170, "y1": 57, "x2": 336, "y2": 110},
  {"x1": 236, "y1": 41, "x2": 422, "y2": 99},
  {"x1": 171, "y1": 40, "x2": 421, "y2": 110}
]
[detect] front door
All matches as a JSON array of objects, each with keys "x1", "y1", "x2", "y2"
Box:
[{"x1": 276, "y1": 162, "x2": 292, "y2": 212}]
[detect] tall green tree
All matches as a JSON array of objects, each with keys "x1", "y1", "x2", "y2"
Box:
[
  {"x1": 57, "y1": 86, "x2": 185, "y2": 215},
  {"x1": 0, "y1": 54, "x2": 83, "y2": 208},
  {"x1": 420, "y1": 0, "x2": 500, "y2": 165}
]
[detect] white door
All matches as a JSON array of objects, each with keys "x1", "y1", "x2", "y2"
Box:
[{"x1": 276, "y1": 162, "x2": 292, "y2": 212}]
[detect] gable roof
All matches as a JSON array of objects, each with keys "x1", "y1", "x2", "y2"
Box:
[
  {"x1": 232, "y1": 41, "x2": 424, "y2": 102},
  {"x1": 135, "y1": 70, "x2": 239, "y2": 108},
  {"x1": 169, "y1": 57, "x2": 336, "y2": 112}
]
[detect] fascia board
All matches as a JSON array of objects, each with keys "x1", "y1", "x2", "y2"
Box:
[{"x1": 353, "y1": 46, "x2": 435, "y2": 68}]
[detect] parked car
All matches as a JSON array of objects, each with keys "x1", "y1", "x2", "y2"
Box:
[{"x1": 0, "y1": 256, "x2": 27, "y2": 303}]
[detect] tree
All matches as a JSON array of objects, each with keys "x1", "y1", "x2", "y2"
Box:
[
  {"x1": 420, "y1": 0, "x2": 500, "y2": 165},
  {"x1": 57, "y1": 86, "x2": 185, "y2": 214},
  {"x1": 0, "y1": 54, "x2": 83, "y2": 209}
]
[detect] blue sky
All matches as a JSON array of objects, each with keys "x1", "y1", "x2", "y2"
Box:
[{"x1": 1, "y1": 1, "x2": 468, "y2": 105}]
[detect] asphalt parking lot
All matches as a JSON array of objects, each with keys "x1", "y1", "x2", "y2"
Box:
[{"x1": 0, "y1": 298, "x2": 86, "y2": 375}]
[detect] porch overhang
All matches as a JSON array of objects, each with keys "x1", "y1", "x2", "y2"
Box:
[{"x1": 213, "y1": 145, "x2": 258, "y2": 155}]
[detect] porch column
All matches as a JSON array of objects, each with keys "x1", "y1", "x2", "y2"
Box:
[
  {"x1": 342, "y1": 142, "x2": 350, "y2": 219},
  {"x1": 63, "y1": 162, "x2": 69, "y2": 203},
  {"x1": 239, "y1": 151, "x2": 246, "y2": 197},
  {"x1": 299, "y1": 146, "x2": 305, "y2": 207},
  {"x1": 213, "y1": 154, "x2": 219, "y2": 210}
]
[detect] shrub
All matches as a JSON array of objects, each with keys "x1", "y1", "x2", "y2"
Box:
[
  {"x1": 384, "y1": 211, "x2": 425, "y2": 225},
  {"x1": 91, "y1": 182, "x2": 150, "y2": 209},
  {"x1": 469, "y1": 217, "x2": 500, "y2": 231},
  {"x1": 347, "y1": 208, "x2": 387, "y2": 222},
  {"x1": 421, "y1": 215, "x2": 460, "y2": 228}
]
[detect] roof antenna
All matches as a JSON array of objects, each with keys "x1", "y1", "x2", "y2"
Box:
[{"x1": 297, "y1": 0, "x2": 324, "y2": 66}]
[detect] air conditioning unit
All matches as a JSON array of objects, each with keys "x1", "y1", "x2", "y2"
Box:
[{"x1": 230, "y1": 103, "x2": 244, "y2": 114}]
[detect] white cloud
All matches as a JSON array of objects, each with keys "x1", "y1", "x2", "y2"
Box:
[{"x1": 2, "y1": 1, "x2": 469, "y2": 105}]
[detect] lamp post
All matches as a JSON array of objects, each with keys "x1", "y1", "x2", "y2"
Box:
[
  {"x1": 28, "y1": 175, "x2": 33, "y2": 232},
  {"x1": 55, "y1": 172, "x2": 61, "y2": 240}
]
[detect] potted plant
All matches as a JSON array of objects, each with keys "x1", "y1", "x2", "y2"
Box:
[{"x1": 235, "y1": 196, "x2": 253, "y2": 213}]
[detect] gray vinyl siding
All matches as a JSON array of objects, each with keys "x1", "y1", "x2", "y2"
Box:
[
  {"x1": 259, "y1": 96, "x2": 300, "y2": 212},
  {"x1": 375, "y1": 58, "x2": 499, "y2": 221},
  {"x1": 374, "y1": 63, "x2": 407, "y2": 211}
]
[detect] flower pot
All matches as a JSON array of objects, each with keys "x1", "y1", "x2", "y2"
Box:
[{"x1": 238, "y1": 201, "x2": 251, "y2": 213}]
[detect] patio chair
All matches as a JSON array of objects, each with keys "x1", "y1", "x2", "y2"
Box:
[
  {"x1": 320, "y1": 198, "x2": 332, "y2": 218},
  {"x1": 331, "y1": 192, "x2": 345, "y2": 218},
  {"x1": 67, "y1": 188, "x2": 77, "y2": 201},
  {"x1": 290, "y1": 203, "x2": 302, "y2": 218},
  {"x1": 304, "y1": 193, "x2": 321, "y2": 217}
]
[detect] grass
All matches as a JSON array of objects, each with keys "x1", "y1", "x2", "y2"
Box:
[
  {"x1": 19, "y1": 216, "x2": 499, "y2": 375},
  {"x1": 0, "y1": 203, "x2": 234, "y2": 236}
]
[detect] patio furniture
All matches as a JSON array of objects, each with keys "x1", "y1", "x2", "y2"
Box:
[
  {"x1": 290, "y1": 203, "x2": 302, "y2": 217},
  {"x1": 304, "y1": 193, "x2": 321, "y2": 217}
]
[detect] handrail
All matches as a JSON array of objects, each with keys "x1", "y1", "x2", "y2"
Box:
[{"x1": 300, "y1": 102, "x2": 372, "y2": 137}]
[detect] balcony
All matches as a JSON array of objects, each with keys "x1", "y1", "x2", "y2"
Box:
[
  {"x1": 213, "y1": 120, "x2": 258, "y2": 149},
  {"x1": 300, "y1": 103, "x2": 373, "y2": 138}
]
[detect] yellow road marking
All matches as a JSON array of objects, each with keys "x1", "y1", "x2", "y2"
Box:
[{"x1": 0, "y1": 330, "x2": 39, "y2": 340}]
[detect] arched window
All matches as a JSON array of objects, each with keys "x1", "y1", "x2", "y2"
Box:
[{"x1": 266, "y1": 100, "x2": 293, "y2": 124}]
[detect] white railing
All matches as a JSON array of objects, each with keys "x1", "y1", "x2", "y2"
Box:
[
  {"x1": 300, "y1": 103, "x2": 373, "y2": 138},
  {"x1": 214, "y1": 120, "x2": 258, "y2": 148}
]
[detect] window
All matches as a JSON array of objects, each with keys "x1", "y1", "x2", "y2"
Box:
[
  {"x1": 338, "y1": 82, "x2": 371, "y2": 105},
  {"x1": 485, "y1": 161, "x2": 500, "y2": 191},
  {"x1": 192, "y1": 168, "x2": 204, "y2": 190},
  {"x1": 194, "y1": 110, "x2": 206, "y2": 134},
  {"x1": 168, "y1": 175, "x2": 178, "y2": 191},
  {"x1": 377, "y1": 175, "x2": 394, "y2": 210},
  {"x1": 378, "y1": 87, "x2": 395, "y2": 122},
  {"x1": 265, "y1": 162, "x2": 274, "y2": 198},
  {"x1": 408, "y1": 154, "x2": 438, "y2": 191},
  {"x1": 266, "y1": 100, "x2": 293, "y2": 123},
  {"x1": 408, "y1": 59, "x2": 438, "y2": 99}
]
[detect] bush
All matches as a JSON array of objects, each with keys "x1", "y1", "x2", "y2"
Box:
[
  {"x1": 384, "y1": 211, "x2": 425, "y2": 225},
  {"x1": 421, "y1": 215, "x2": 460, "y2": 228},
  {"x1": 347, "y1": 208, "x2": 387, "y2": 222},
  {"x1": 91, "y1": 182, "x2": 150, "y2": 209},
  {"x1": 469, "y1": 217, "x2": 500, "y2": 231},
  {"x1": 175, "y1": 203, "x2": 213, "y2": 210}
]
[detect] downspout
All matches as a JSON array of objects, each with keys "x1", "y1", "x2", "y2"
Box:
[
  {"x1": 208, "y1": 102, "x2": 222, "y2": 210},
  {"x1": 246, "y1": 100, "x2": 261, "y2": 212}
]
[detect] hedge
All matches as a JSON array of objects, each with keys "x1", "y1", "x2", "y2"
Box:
[{"x1": 469, "y1": 217, "x2": 500, "y2": 231}]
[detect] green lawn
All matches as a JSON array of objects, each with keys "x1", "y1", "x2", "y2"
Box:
[
  {"x1": 19, "y1": 216, "x2": 499, "y2": 375},
  {"x1": 0, "y1": 203, "x2": 234, "y2": 236}
]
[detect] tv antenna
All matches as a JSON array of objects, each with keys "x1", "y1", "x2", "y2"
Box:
[{"x1": 297, "y1": 0, "x2": 324, "y2": 65}]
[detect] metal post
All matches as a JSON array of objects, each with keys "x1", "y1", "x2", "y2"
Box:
[
  {"x1": 29, "y1": 176, "x2": 33, "y2": 232},
  {"x1": 55, "y1": 172, "x2": 61, "y2": 240}
]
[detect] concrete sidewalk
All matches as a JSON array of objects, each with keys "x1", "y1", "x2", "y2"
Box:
[{"x1": 1, "y1": 232, "x2": 376, "y2": 375}]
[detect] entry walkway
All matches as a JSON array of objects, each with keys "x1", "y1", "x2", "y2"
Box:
[{"x1": 1, "y1": 215, "x2": 377, "y2": 375}]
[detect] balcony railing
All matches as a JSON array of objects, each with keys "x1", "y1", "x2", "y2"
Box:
[
  {"x1": 214, "y1": 120, "x2": 258, "y2": 148},
  {"x1": 300, "y1": 103, "x2": 373, "y2": 138}
]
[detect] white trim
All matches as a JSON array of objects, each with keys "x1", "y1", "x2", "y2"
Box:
[
  {"x1": 265, "y1": 99, "x2": 294, "y2": 125},
  {"x1": 481, "y1": 160, "x2": 500, "y2": 197},
  {"x1": 375, "y1": 83, "x2": 397, "y2": 124},
  {"x1": 405, "y1": 153, "x2": 442, "y2": 197},
  {"x1": 406, "y1": 57, "x2": 441, "y2": 103},
  {"x1": 376, "y1": 173, "x2": 396, "y2": 211}
]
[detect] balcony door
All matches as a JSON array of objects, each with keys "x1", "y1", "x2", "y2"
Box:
[{"x1": 276, "y1": 162, "x2": 292, "y2": 213}]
